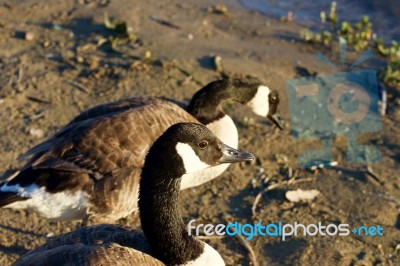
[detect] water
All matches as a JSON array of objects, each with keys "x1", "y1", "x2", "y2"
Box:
[{"x1": 239, "y1": 0, "x2": 400, "y2": 41}]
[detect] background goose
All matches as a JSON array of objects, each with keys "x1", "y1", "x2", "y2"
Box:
[
  {"x1": 13, "y1": 122, "x2": 254, "y2": 266},
  {"x1": 0, "y1": 75, "x2": 282, "y2": 225}
]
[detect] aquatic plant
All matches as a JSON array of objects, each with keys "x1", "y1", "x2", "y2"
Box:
[{"x1": 299, "y1": 1, "x2": 400, "y2": 88}]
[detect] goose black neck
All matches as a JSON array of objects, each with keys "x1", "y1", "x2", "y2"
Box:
[
  {"x1": 187, "y1": 77, "x2": 261, "y2": 124},
  {"x1": 139, "y1": 145, "x2": 203, "y2": 265}
]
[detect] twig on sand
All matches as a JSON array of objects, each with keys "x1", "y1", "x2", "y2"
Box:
[
  {"x1": 65, "y1": 80, "x2": 88, "y2": 93},
  {"x1": 7, "y1": 73, "x2": 14, "y2": 87},
  {"x1": 366, "y1": 165, "x2": 383, "y2": 185},
  {"x1": 251, "y1": 193, "x2": 264, "y2": 218},
  {"x1": 251, "y1": 176, "x2": 315, "y2": 218},
  {"x1": 228, "y1": 228, "x2": 259, "y2": 266},
  {"x1": 17, "y1": 65, "x2": 24, "y2": 83},
  {"x1": 26, "y1": 95, "x2": 51, "y2": 104},
  {"x1": 287, "y1": 166, "x2": 294, "y2": 179},
  {"x1": 149, "y1": 16, "x2": 181, "y2": 29}
]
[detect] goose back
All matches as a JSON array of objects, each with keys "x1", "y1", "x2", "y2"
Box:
[
  {"x1": 4, "y1": 98, "x2": 198, "y2": 223},
  {"x1": 13, "y1": 224, "x2": 164, "y2": 266}
]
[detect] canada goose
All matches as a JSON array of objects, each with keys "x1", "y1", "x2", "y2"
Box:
[
  {"x1": 0, "y1": 75, "x2": 282, "y2": 224},
  {"x1": 13, "y1": 122, "x2": 254, "y2": 266}
]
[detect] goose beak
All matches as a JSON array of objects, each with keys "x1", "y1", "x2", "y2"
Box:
[
  {"x1": 267, "y1": 114, "x2": 284, "y2": 130},
  {"x1": 219, "y1": 144, "x2": 255, "y2": 163},
  {"x1": 267, "y1": 90, "x2": 284, "y2": 130}
]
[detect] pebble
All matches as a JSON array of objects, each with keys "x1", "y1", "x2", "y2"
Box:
[
  {"x1": 76, "y1": 56, "x2": 84, "y2": 63},
  {"x1": 29, "y1": 128, "x2": 44, "y2": 138},
  {"x1": 24, "y1": 32, "x2": 35, "y2": 41},
  {"x1": 43, "y1": 40, "x2": 50, "y2": 47},
  {"x1": 144, "y1": 50, "x2": 151, "y2": 60}
]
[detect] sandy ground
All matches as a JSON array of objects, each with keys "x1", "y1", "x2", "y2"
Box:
[{"x1": 0, "y1": 0, "x2": 399, "y2": 265}]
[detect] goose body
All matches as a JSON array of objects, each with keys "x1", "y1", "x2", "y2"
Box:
[
  {"x1": 14, "y1": 122, "x2": 254, "y2": 266},
  {"x1": 0, "y1": 76, "x2": 281, "y2": 224}
]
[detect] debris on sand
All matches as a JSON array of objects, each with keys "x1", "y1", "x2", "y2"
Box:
[
  {"x1": 29, "y1": 128, "x2": 44, "y2": 138},
  {"x1": 309, "y1": 161, "x2": 338, "y2": 170},
  {"x1": 104, "y1": 12, "x2": 133, "y2": 38},
  {"x1": 286, "y1": 189, "x2": 321, "y2": 202},
  {"x1": 24, "y1": 32, "x2": 35, "y2": 41},
  {"x1": 208, "y1": 5, "x2": 229, "y2": 15},
  {"x1": 149, "y1": 15, "x2": 181, "y2": 30},
  {"x1": 213, "y1": 55, "x2": 223, "y2": 72}
]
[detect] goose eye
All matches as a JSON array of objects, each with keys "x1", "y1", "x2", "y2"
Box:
[
  {"x1": 198, "y1": 141, "x2": 208, "y2": 149},
  {"x1": 269, "y1": 94, "x2": 278, "y2": 103}
]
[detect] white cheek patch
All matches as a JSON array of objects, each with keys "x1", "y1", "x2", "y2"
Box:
[
  {"x1": 247, "y1": 85, "x2": 270, "y2": 117},
  {"x1": 175, "y1": 143, "x2": 211, "y2": 174}
]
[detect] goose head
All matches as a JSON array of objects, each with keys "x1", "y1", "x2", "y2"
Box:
[
  {"x1": 140, "y1": 123, "x2": 254, "y2": 265},
  {"x1": 247, "y1": 85, "x2": 284, "y2": 130},
  {"x1": 187, "y1": 75, "x2": 283, "y2": 129},
  {"x1": 143, "y1": 122, "x2": 255, "y2": 178},
  {"x1": 175, "y1": 129, "x2": 255, "y2": 174}
]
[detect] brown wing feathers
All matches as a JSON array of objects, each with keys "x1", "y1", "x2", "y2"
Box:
[
  {"x1": 8, "y1": 98, "x2": 202, "y2": 264},
  {"x1": 13, "y1": 225, "x2": 164, "y2": 266},
  {"x1": 4, "y1": 99, "x2": 197, "y2": 222}
]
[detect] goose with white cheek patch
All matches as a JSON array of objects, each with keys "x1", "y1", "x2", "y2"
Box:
[
  {"x1": 13, "y1": 122, "x2": 254, "y2": 266},
  {"x1": 0, "y1": 75, "x2": 282, "y2": 225}
]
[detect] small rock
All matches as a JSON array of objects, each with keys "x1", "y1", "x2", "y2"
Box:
[
  {"x1": 213, "y1": 55, "x2": 223, "y2": 72},
  {"x1": 76, "y1": 56, "x2": 84, "y2": 63},
  {"x1": 144, "y1": 50, "x2": 151, "y2": 60},
  {"x1": 43, "y1": 40, "x2": 50, "y2": 47},
  {"x1": 29, "y1": 128, "x2": 44, "y2": 138},
  {"x1": 208, "y1": 5, "x2": 228, "y2": 15},
  {"x1": 24, "y1": 31, "x2": 35, "y2": 41}
]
